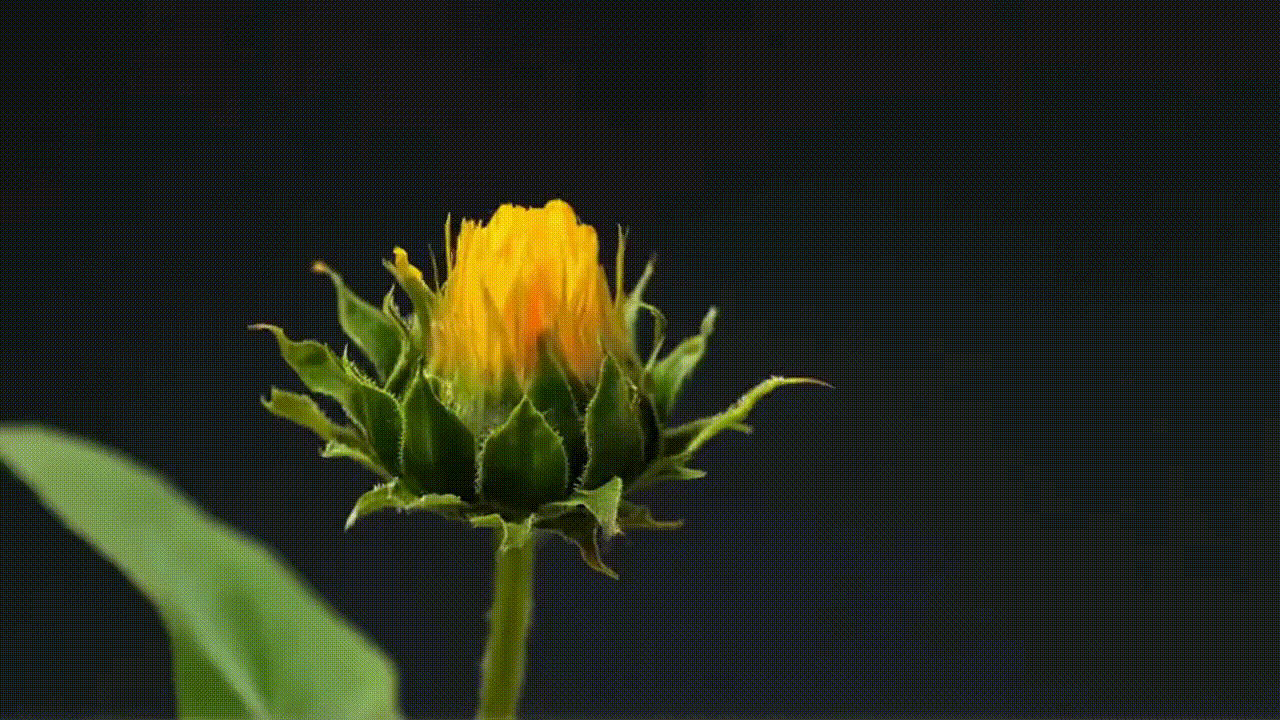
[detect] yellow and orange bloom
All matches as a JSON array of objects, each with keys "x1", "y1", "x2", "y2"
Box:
[
  {"x1": 423, "y1": 199, "x2": 628, "y2": 391},
  {"x1": 255, "y1": 200, "x2": 822, "y2": 576}
]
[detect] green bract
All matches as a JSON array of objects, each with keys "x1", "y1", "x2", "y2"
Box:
[{"x1": 255, "y1": 249, "x2": 823, "y2": 578}]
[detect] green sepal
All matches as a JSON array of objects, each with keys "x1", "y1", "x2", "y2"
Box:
[
  {"x1": 649, "y1": 306, "x2": 717, "y2": 423},
  {"x1": 312, "y1": 261, "x2": 403, "y2": 382},
  {"x1": 617, "y1": 499, "x2": 684, "y2": 530},
  {"x1": 251, "y1": 324, "x2": 353, "y2": 401},
  {"x1": 660, "y1": 416, "x2": 752, "y2": 458},
  {"x1": 629, "y1": 376, "x2": 828, "y2": 494},
  {"x1": 638, "y1": 393, "x2": 663, "y2": 463},
  {"x1": 622, "y1": 254, "x2": 657, "y2": 347},
  {"x1": 477, "y1": 397, "x2": 569, "y2": 516},
  {"x1": 341, "y1": 375, "x2": 405, "y2": 480},
  {"x1": 383, "y1": 248, "x2": 436, "y2": 344},
  {"x1": 259, "y1": 388, "x2": 369, "y2": 452},
  {"x1": 380, "y1": 287, "x2": 417, "y2": 397},
  {"x1": 400, "y1": 372, "x2": 478, "y2": 500},
  {"x1": 627, "y1": 456, "x2": 706, "y2": 494},
  {"x1": 526, "y1": 336, "x2": 583, "y2": 449},
  {"x1": 581, "y1": 354, "x2": 646, "y2": 489},
  {"x1": 382, "y1": 285, "x2": 412, "y2": 336},
  {"x1": 340, "y1": 347, "x2": 377, "y2": 385},
  {"x1": 345, "y1": 481, "x2": 468, "y2": 530},
  {"x1": 469, "y1": 513, "x2": 534, "y2": 551},
  {"x1": 253, "y1": 325, "x2": 404, "y2": 475},
  {"x1": 638, "y1": 301, "x2": 667, "y2": 372},
  {"x1": 344, "y1": 481, "x2": 415, "y2": 529},
  {"x1": 540, "y1": 477, "x2": 623, "y2": 537},
  {"x1": 320, "y1": 440, "x2": 392, "y2": 480},
  {"x1": 675, "y1": 376, "x2": 829, "y2": 458},
  {"x1": 384, "y1": 353, "x2": 419, "y2": 403},
  {"x1": 536, "y1": 509, "x2": 618, "y2": 579},
  {"x1": 548, "y1": 339, "x2": 590, "y2": 410}
]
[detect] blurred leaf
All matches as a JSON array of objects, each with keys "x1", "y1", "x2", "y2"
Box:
[
  {"x1": 166, "y1": 618, "x2": 250, "y2": 718},
  {"x1": 0, "y1": 425, "x2": 402, "y2": 720}
]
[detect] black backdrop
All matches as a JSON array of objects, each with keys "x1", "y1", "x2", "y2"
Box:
[{"x1": 4, "y1": 7, "x2": 1276, "y2": 719}]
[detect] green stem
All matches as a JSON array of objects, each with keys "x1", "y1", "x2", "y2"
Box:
[{"x1": 477, "y1": 534, "x2": 535, "y2": 720}]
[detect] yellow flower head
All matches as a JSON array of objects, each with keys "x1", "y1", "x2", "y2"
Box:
[{"x1": 424, "y1": 200, "x2": 627, "y2": 390}]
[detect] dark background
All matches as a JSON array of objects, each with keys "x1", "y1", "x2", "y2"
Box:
[{"x1": 4, "y1": 6, "x2": 1277, "y2": 718}]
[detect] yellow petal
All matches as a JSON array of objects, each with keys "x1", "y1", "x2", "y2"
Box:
[{"x1": 429, "y1": 201, "x2": 630, "y2": 389}]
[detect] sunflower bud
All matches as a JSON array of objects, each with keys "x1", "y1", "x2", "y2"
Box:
[{"x1": 255, "y1": 200, "x2": 823, "y2": 577}]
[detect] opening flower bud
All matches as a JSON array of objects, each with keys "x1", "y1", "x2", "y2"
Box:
[{"x1": 429, "y1": 200, "x2": 628, "y2": 395}]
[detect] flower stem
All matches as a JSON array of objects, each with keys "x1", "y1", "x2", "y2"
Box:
[{"x1": 477, "y1": 533, "x2": 535, "y2": 719}]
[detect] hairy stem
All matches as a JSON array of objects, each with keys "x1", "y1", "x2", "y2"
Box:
[{"x1": 476, "y1": 534, "x2": 535, "y2": 719}]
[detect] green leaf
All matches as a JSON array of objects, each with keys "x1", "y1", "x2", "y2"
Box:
[
  {"x1": 0, "y1": 426, "x2": 402, "y2": 720},
  {"x1": 582, "y1": 354, "x2": 646, "y2": 489},
  {"x1": 540, "y1": 477, "x2": 623, "y2": 537},
  {"x1": 166, "y1": 618, "x2": 251, "y2": 718},
  {"x1": 345, "y1": 481, "x2": 469, "y2": 530},
  {"x1": 535, "y1": 509, "x2": 618, "y2": 579},
  {"x1": 253, "y1": 325, "x2": 403, "y2": 475},
  {"x1": 478, "y1": 397, "x2": 569, "y2": 516},
  {"x1": 469, "y1": 513, "x2": 534, "y2": 551},
  {"x1": 313, "y1": 261, "x2": 404, "y2": 382},
  {"x1": 260, "y1": 387, "x2": 370, "y2": 452},
  {"x1": 649, "y1": 306, "x2": 717, "y2": 422},
  {"x1": 400, "y1": 373, "x2": 478, "y2": 499}
]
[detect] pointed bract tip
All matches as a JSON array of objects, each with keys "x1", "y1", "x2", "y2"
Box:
[
  {"x1": 784, "y1": 376, "x2": 834, "y2": 389},
  {"x1": 392, "y1": 247, "x2": 424, "y2": 282}
]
